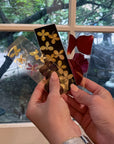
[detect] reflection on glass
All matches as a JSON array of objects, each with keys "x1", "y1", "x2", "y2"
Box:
[
  {"x1": 105, "y1": 53, "x2": 114, "y2": 95},
  {"x1": 59, "y1": 32, "x2": 68, "y2": 52},
  {"x1": 76, "y1": 0, "x2": 114, "y2": 26},
  {"x1": 0, "y1": 0, "x2": 69, "y2": 25},
  {"x1": 0, "y1": 34, "x2": 39, "y2": 123},
  {"x1": 0, "y1": 31, "x2": 68, "y2": 123},
  {"x1": 0, "y1": 55, "x2": 37, "y2": 123},
  {"x1": 76, "y1": 32, "x2": 114, "y2": 96}
]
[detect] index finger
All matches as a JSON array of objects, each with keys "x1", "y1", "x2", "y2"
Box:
[{"x1": 81, "y1": 77, "x2": 105, "y2": 95}]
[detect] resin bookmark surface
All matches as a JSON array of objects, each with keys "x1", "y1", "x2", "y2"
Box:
[{"x1": 34, "y1": 24, "x2": 75, "y2": 93}]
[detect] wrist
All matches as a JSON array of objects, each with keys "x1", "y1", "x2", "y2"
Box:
[{"x1": 48, "y1": 121, "x2": 81, "y2": 144}]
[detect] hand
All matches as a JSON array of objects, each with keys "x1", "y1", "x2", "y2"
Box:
[
  {"x1": 63, "y1": 78, "x2": 114, "y2": 144},
  {"x1": 26, "y1": 72, "x2": 81, "y2": 144}
]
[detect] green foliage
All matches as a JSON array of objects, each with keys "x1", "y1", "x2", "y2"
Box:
[
  {"x1": 0, "y1": 0, "x2": 113, "y2": 51},
  {"x1": 76, "y1": 0, "x2": 114, "y2": 26},
  {"x1": 0, "y1": 0, "x2": 113, "y2": 25}
]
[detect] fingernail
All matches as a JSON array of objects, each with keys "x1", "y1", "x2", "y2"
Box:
[
  {"x1": 51, "y1": 71, "x2": 58, "y2": 80},
  {"x1": 71, "y1": 84, "x2": 78, "y2": 92}
]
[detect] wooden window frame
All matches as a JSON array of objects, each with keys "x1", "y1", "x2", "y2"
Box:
[{"x1": 0, "y1": 0, "x2": 113, "y2": 143}]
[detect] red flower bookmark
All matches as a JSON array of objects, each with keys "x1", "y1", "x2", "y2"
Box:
[
  {"x1": 68, "y1": 53, "x2": 88, "y2": 85},
  {"x1": 67, "y1": 34, "x2": 94, "y2": 55}
]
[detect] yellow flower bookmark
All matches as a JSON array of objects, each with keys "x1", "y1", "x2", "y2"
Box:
[{"x1": 34, "y1": 24, "x2": 75, "y2": 93}]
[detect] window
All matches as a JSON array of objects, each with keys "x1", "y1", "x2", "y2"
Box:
[
  {"x1": 76, "y1": 0, "x2": 114, "y2": 26},
  {"x1": 0, "y1": 0, "x2": 114, "y2": 143}
]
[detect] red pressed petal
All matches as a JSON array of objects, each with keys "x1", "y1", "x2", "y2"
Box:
[
  {"x1": 75, "y1": 71, "x2": 83, "y2": 85},
  {"x1": 68, "y1": 59, "x2": 83, "y2": 85},
  {"x1": 28, "y1": 63, "x2": 32, "y2": 67},
  {"x1": 26, "y1": 68, "x2": 32, "y2": 70},
  {"x1": 33, "y1": 64, "x2": 38, "y2": 67},
  {"x1": 76, "y1": 35, "x2": 93, "y2": 55},
  {"x1": 73, "y1": 53, "x2": 82, "y2": 63},
  {"x1": 73, "y1": 53, "x2": 88, "y2": 73},
  {"x1": 67, "y1": 34, "x2": 77, "y2": 55},
  {"x1": 81, "y1": 59, "x2": 88, "y2": 73}
]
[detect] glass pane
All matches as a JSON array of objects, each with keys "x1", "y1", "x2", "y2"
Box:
[
  {"x1": 0, "y1": 0, "x2": 69, "y2": 25},
  {"x1": 59, "y1": 32, "x2": 68, "y2": 52},
  {"x1": 76, "y1": 32, "x2": 114, "y2": 96},
  {"x1": 0, "y1": 31, "x2": 68, "y2": 123},
  {"x1": 76, "y1": 0, "x2": 114, "y2": 26}
]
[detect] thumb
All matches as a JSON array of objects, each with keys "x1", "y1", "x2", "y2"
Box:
[
  {"x1": 49, "y1": 71, "x2": 60, "y2": 95},
  {"x1": 70, "y1": 84, "x2": 92, "y2": 106}
]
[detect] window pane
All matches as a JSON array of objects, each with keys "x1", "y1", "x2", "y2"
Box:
[
  {"x1": 59, "y1": 32, "x2": 68, "y2": 52},
  {"x1": 76, "y1": 32, "x2": 114, "y2": 96},
  {"x1": 0, "y1": 31, "x2": 68, "y2": 123},
  {"x1": 0, "y1": 0, "x2": 69, "y2": 25},
  {"x1": 76, "y1": 0, "x2": 114, "y2": 26}
]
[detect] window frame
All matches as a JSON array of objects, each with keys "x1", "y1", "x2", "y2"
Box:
[
  {"x1": 0, "y1": 0, "x2": 113, "y2": 33},
  {"x1": 0, "y1": 0, "x2": 114, "y2": 143}
]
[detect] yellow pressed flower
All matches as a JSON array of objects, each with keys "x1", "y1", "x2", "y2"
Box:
[
  {"x1": 53, "y1": 50, "x2": 64, "y2": 60},
  {"x1": 59, "y1": 71, "x2": 73, "y2": 82},
  {"x1": 15, "y1": 55, "x2": 26, "y2": 64},
  {"x1": 45, "y1": 54, "x2": 56, "y2": 62},
  {"x1": 60, "y1": 83, "x2": 66, "y2": 90},
  {"x1": 57, "y1": 60, "x2": 66, "y2": 74},
  {"x1": 8, "y1": 46, "x2": 16, "y2": 57},
  {"x1": 40, "y1": 41, "x2": 53, "y2": 51},
  {"x1": 48, "y1": 33, "x2": 60, "y2": 44},
  {"x1": 60, "y1": 83, "x2": 66, "y2": 93},
  {"x1": 30, "y1": 49, "x2": 39, "y2": 60},
  {"x1": 59, "y1": 71, "x2": 73, "y2": 91},
  {"x1": 9, "y1": 46, "x2": 21, "y2": 58},
  {"x1": 39, "y1": 54, "x2": 46, "y2": 63},
  {"x1": 37, "y1": 29, "x2": 49, "y2": 41}
]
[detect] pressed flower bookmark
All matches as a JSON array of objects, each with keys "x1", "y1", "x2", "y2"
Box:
[
  {"x1": 67, "y1": 34, "x2": 94, "y2": 85},
  {"x1": 34, "y1": 24, "x2": 75, "y2": 94},
  {"x1": 7, "y1": 36, "x2": 44, "y2": 83}
]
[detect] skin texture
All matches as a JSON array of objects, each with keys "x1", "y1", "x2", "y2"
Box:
[
  {"x1": 26, "y1": 72, "x2": 114, "y2": 144},
  {"x1": 63, "y1": 78, "x2": 114, "y2": 144},
  {"x1": 26, "y1": 72, "x2": 81, "y2": 144}
]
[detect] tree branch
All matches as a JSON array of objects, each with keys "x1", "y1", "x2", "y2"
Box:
[
  {"x1": 77, "y1": 0, "x2": 113, "y2": 9},
  {"x1": 0, "y1": 0, "x2": 113, "y2": 41},
  {"x1": 18, "y1": 3, "x2": 68, "y2": 24},
  {"x1": 108, "y1": 0, "x2": 114, "y2": 8},
  {"x1": 0, "y1": 9, "x2": 10, "y2": 23},
  {"x1": 91, "y1": 9, "x2": 114, "y2": 25},
  {"x1": 0, "y1": 3, "x2": 69, "y2": 41},
  {"x1": 86, "y1": 1, "x2": 113, "y2": 8},
  {"x1": 82, "y1": 6, "x2": 99, "y2": 24}
]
